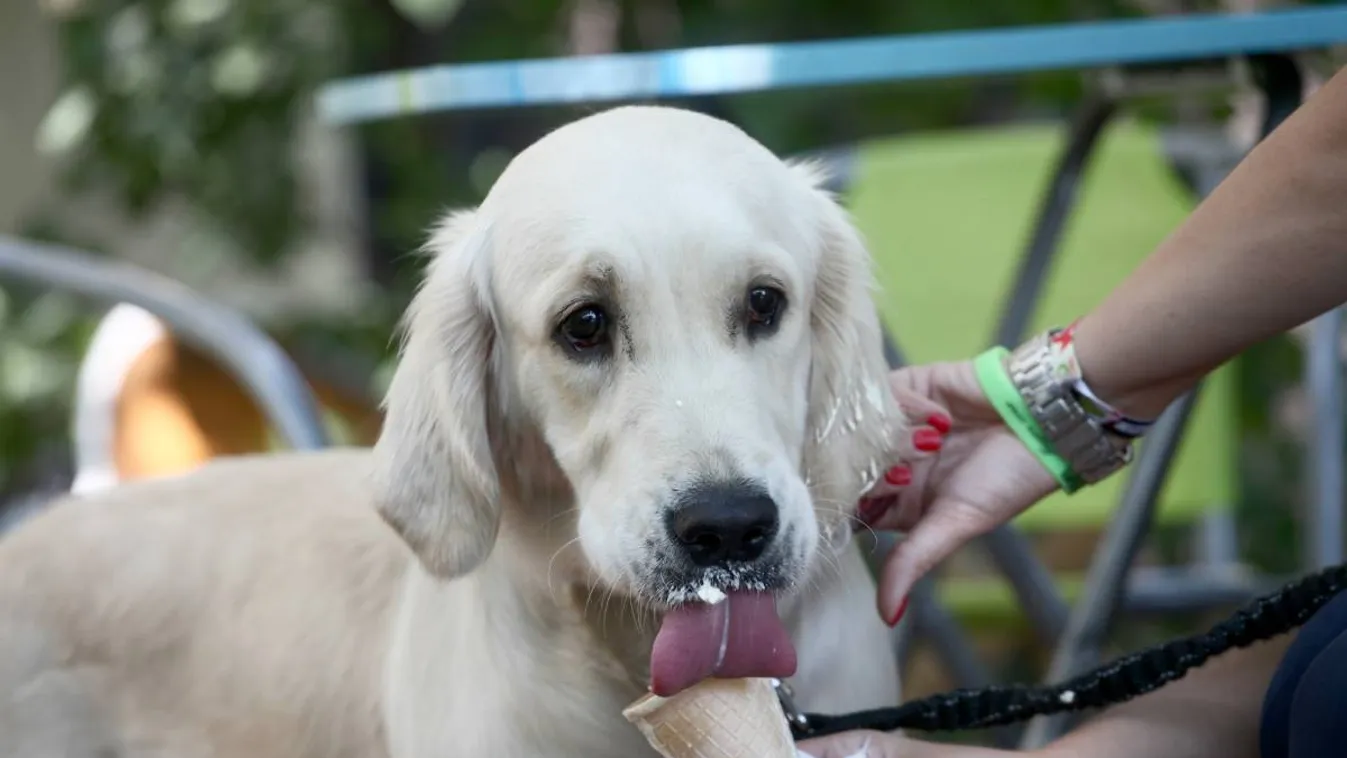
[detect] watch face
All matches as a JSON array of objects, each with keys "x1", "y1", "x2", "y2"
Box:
[{"x1": 1005, "y1": 332, "x2": 1135, "y2": 486}]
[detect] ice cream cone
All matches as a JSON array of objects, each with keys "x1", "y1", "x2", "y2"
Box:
[{"x1": 623, "y1": 677, "x2": 796, "y2": 758}]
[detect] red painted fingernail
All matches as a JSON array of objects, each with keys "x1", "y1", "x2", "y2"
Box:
[
  {"x1": 856, "y1": 497, "x2": 892, "y2": 526},
  {"x1": 927, "y1": 413, "x2": 952, "y2": 434},
  {"x1": 887, "y1": 596, "x2": 909, "y2": 627},
  {"x1": 914, "y1": 428, "x2": 943, "y2": 452},
  {"x1": 883, "y1": 465, "x2": 912, "y2": 486}
]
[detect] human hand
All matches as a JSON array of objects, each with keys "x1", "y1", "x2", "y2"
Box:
[
  {"x1": 797, "y1": 730, "x2": 1029, "y2": 758},
  {"x1": 859, "y1": 360, "x2": 1059, "y2": 624}
]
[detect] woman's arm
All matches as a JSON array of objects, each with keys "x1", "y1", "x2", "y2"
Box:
[
  {"x1": 1040, "y1": 633, "x2": 1294, "y2": 758},
  {"x1": 1073, "y1": 65, "x2": 1347, "y2": 419}
]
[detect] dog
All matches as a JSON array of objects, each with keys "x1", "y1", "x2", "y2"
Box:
[
  {"x1": 68, "y1": 302, "x2": 383, "y2": 497},
  {"x1": 0, "y1": 105, "x2": 916, "y2": 758}
]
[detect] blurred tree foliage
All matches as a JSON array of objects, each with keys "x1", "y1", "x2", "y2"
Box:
[
  {"x1": 40, "y1": 0, "x2": 347, "y2": 264},
  {"x1": 0, "y1": 279, "x2": 95, "y2": 499},
  {"x1": 34, "y1": 0, "x2": 1144, "y2": 280}
]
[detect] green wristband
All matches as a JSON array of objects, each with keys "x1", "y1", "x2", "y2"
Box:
[{"x1": 973, "y1": 346, "x2": 1084, "y2": 494}]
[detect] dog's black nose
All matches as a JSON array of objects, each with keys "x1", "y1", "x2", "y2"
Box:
[{"x1": 669, "y1": 482, "x2": 779, "y2": 567}]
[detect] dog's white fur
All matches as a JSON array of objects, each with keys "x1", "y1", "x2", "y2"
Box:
[{"x1": 0, "y1": 106, "x2": 907, "y2": 758}]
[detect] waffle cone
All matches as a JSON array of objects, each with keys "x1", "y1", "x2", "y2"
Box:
[{"x1": 622, "y1": 678, "x2": 795, "y2": 758}]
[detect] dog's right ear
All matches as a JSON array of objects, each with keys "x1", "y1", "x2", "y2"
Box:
[{"x1": 371, "y1": 209, "x2": 502, "y2": 579}]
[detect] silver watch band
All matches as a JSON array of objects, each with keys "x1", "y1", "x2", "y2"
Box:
[{"x1": 1006, "y1": 332, "x2": 1134, "y2": 485}]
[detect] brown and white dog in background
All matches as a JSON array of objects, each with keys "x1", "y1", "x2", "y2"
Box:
[{"x1": 69, "y1": 302, "x2": 383, "y2": 495}]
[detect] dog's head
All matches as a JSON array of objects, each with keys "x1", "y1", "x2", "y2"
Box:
[{"x1": 372, "y1": 106, "x2": 903, "y2": 616}]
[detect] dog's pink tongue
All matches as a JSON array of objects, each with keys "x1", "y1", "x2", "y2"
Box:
[{"x1": 649, "y1": 591, "x2": 796, "y2": 697}]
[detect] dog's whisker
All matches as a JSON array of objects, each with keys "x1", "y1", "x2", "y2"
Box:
[
  {"x1": 541, "y1": 506, "x2": 580, "y2": 529},
  {"x1": 598, "y1": 582, "x2": 624, "y2": 640},
  {"x1": 582, "y1": 579, "x2": 603, "y2": 622},
  {"x1": 627, "y1": 597, "x2": 655, "y2": 638},
  {"x1": 546, "y1": 536, "x2": 584, "y2": 596},
  {"x1": 809, "y1": 533, "x2": 845, "y2": 573}
]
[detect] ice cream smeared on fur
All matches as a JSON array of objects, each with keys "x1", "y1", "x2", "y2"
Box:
[{"x1": 695, "y1": 583, "x2": 727, "y2": 605}]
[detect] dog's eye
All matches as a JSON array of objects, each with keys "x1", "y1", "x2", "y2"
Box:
[
  {"x1": 557, "y1": 304, "x2": 611, "y2": 357},
  {"x1": 746, "y1": 286, "x2": 785, "y2": 337}
]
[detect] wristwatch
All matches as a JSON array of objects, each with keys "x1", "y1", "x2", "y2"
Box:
[{"x1": 1005, "y1": 330, "x2": 1135, "y2": 485}]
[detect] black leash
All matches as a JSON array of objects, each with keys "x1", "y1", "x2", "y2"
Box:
[{"x1": 785, "y1": 564, "x2": 1347, "y2": 741}]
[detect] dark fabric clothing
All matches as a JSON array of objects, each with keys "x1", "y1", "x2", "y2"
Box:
[{"x1": 1261, "y1": 587, "x2": 1347, "y2": 758}]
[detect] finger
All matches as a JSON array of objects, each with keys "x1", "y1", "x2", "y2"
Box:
[
  {"x1": 860, "y1": 388, "x2": 951, "y2": 505},
  {"x1": 889, "y1": 388, "x2": 952, "y2": 464},
  {"x1": 857, "y1": 392, "x2": 952, "y2": 526},
  {"x1": 862, "y1": 462, "x2": 915, "y2": 501},
  {"x1": 855, "y1": 495, "x2": 898, "y2": 532},
  {"x1": 876, "y1": 503, "x2": 988, "y2": 624},
  {"x1": 890, "y1": 384, "x2": 949, "y2": 426},
  {"x1": 798, "y1": 731, "x2": 953, "y2": 758},
  {"x1": 859, "y1": 456, "x2": 939, "y2": 532},
  {"x1": 866, "y1": 422, "x2": 946, "y2": 501},
  {"x1": 861, "y1": 493, "x2": 926, "y2": 533},
  {"x1": 796, "y1": 731, "x2": 894, "y2": 758}
]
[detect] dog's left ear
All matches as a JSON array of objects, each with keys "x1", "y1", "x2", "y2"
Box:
[
  {"x1": 790, "y1": 160, "x2": 906, "y2": 510},
  {"x1": 371, "y1": 210, "x2": 503, "y2": 579}
]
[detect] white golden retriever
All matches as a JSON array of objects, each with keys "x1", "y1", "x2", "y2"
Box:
[{"x1": 0, "y1": 105, "x2": 915, "y2": 758}]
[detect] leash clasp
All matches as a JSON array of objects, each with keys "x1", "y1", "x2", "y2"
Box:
[{"x1": 771, "y1": 678, "x2": 811, "y2": 738}]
